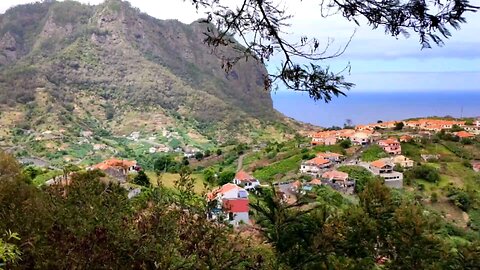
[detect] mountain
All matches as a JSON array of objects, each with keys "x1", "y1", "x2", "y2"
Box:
[{"x1": 0, "y1": 0, "x2": 304, "y2": 163}]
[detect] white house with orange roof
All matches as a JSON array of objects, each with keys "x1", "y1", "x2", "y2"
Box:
[
  {"x1": 233, "y1": 170, "x2": 260, "y2": 190},
  {"x1": 378, "y1": 138, "x2": 402, "y2": 155},
  {"x1": 322, "y1": 170, "x2": 349, "y2": 185},
  {"x1": 300, "y1": 157, "x2": 331, "y2": 175},
  {"x1": 454, "y1": 131, "x2": 475, "y2": 139},
  {"x1": 316, "y1": 152, "x2": 344, "y2": 163},
  {"x1": 207, "y1": 183, "x2": 250, "y2": 226},
  {"x1": 89, "y1": 159, "x2": 139, "y2": 182},
  {"x1": 351, "y1": 132, "x2": 371, "y2": 146},
  {"x1": 369, "y1": 160, "x2": 403, "y2": 188}
]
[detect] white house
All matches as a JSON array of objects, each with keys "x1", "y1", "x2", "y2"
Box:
[
  {"x1": 300, "y1": 157, "x2": 331, "y2": 175},
  {"x1": 369, "y1": 160, "x2": 403, "y2": 188},
  {"x1": 351, "y1": 132, "x2": 371, "y2": 146},
  {"x1": 233, "y1": 170, "x2": 260, "y2": 190},
  {"x1": 316, "y1": 152, "x2": 344, "y2": 163},
  {"x1": 207, "y1": 183, "x2": 250, "y2": 226},
  {"x1": 476, "y1": 118, "x2": 480, "y2": 127}
]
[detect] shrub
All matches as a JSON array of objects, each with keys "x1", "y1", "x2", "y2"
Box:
[{"x1": 405, "y1": 165, "x2": 440, "y2": 183}]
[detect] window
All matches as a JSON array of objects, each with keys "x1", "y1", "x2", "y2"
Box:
[{"x1": 228, "y1": 212, "x2": 234, "y2": 221}]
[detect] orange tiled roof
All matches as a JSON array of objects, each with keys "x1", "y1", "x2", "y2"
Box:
[
  {"x1": 379, "y1": 138, "x2": 399, "y2": 145},
  {"x1": 322, "y1": 170, "x2": 348, "y2": 181},
  {"x1": 309, "y1": 178, "x2": 322, "y2": 185},
  {"x1": 235, "y1": 170, "x2": 254, "y2": 181},
  {"x1": 207, "y1": 183, "x2": 241, "y2": 200},
  {"x1": 371, "y1": 160, "x2": 388, "y2": 168},
  {"x1": 317, "y1": 152, "x2": 343, "y2": 158},
  {"x1": 93, "y1": 159, "x2": 136, "y2": 170},
  {"x1": 307, "y1": 157, "x2": 331, "y2": 166},
  {"x1": 455, "y1": 131, "x2": 474, "y2": 138}
]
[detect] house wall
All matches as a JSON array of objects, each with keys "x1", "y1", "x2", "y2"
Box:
[{"x1": 230, "y1": 212, "x2": 249, "y2": 226}]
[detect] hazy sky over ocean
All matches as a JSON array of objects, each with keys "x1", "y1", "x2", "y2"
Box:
[{"x1": 2, "y1": 0, "x2": 479, "y2": 92}]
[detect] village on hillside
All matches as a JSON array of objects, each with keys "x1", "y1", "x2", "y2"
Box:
[{"x1": 33, "y1": 117, "x2": 480, "y2": 228}]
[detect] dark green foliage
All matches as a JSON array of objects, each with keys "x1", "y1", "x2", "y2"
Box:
[
  {"x1": 0, "y1": 152, "x2": 274, "y2": 269},
  {"x1": 216, "y1": 148, "x2": 222, "y2": 156},
  {"x1": 339, "y1": 139, "x2": 352, "y2": 149},
  {"x1": 394, "y1": 121, "x2": 404, "y2": 130},
  {"x1": 132, "y1": 170, "x2": 150, "y2": 187},
  {"x1": 338, "y1": 165, "x2": 375, "y2": 193},
  {"x1": 361, "y1": 145, "x2": 388, "y2": 162},
  {"x1": 218, "y1": 170, "x2": 235, "y2": 185},
  {"x1": 194, "y1": 151, "x2": 204, "y2": 160},
  {"x1": 202, "y1": 168, "x2": 216, "y2": 183},
  {"x1": 447, "y1": 187, "x2": 472, "y2": 212},
  {"x1": 450, "y1": 124, "x2": 464, "y2": 132},
  {"x1": 405, "y1": 165, "x2": 441, "y2": 183}
]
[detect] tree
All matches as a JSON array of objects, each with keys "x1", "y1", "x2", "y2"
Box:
[
  {"x1": 394, "y1": 122, "x2": 405, "y2": 130},
  {"x1": 216, "y1": 148, "x2": 222, "y2": 156},
  {"x1": 192, "y1": 0, "x2": 477, "y2": 101},
  {"x1": 0, "y1": 231, "x2": 21, "y2": 269},
  {"x1": 203, "y1": 168, "x2": 216, "y2": 183},
  {"x1": 218, "y1": 170, "x2": 235, "y2": 185},
  {"x1": 339, "y1": 139, "x2": 352, "y2": 149},
  {"x1": 194, "y1": 151, "x2": 204, "y2": 160},
  {"x1": 133, "y1": 171, "x2": 151, "y2": 187},
  {"x1": 344, "y1": 119, "x2": 354, "y2": 129},
  {"x1": 153, "y1": 155, "x2": 174, "y2": 174}
]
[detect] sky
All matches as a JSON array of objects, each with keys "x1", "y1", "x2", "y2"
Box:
[{"x1": 1, "y1": 0, "x2": 480, "y2": 92}]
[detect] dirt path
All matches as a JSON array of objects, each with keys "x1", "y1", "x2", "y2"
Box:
[{"x1": 237, "y1": 154, "x2": 245, "y2": 172}]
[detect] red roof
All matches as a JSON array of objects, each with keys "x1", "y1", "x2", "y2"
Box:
[
  {"x1": 309, "y1": 179, "x2": 322, "y2": 185},
  {"x1": 93, "y1": 159, "x2": 137, "y2": 170},
  {"x1": 307, "y1": 157, "x2": 331, "y2": 166},
  {"x1": 207, "y1": 183, "x2": 241, "y2": 200},
  {"x1": 222, "y1": 199, "x2": 249, "y2": 213},
  {"x1": 371, "y1": 160, "x2": 389, "y2": 169},
  {"x1": 322, "y1": 170, "x2": 348, "y2": 181},
  {"x1": 235, "y1": 170, "x2": 254, "y2": 182},
  {"x1": 455, "y1": 131, "x2": 474, "y2": 138}
]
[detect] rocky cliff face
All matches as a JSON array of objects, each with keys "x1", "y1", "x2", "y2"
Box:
[{"x1": 0, "y1": 0, "x2": 285, "y2": 140}]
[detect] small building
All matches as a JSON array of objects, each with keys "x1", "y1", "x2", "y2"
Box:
[
  {"x1": 312, "y1": 136, "x2": 337, "y2": 146},
  {"x1": 392, "y1": 155, "x2": 414, "y2": 168},
  {"x1": 322, "y1": 170, "x2": 348, "y2": 185},
  {"x1": 351, "y1": 132, "x2": 371, "y2": 146},
  {"x1": 316, "y1": 152, "x2": 344, "y2": 163},
  {"x1": 454, "y1": 131, "x2": 475, "y2": 139},
  {"x1": 421, "y1": 154, "x2": 439, "y2": 162},
  {"x1": 300, "y1": 157, "x2": 332, "y2": 175},
  {"x1": 378, "y1": 138, "x2": 401, "y2": 155},
  {"x1": 369, "y1": 160, "x2": 403, "y2": 188},
  {"x1": 233, "y1": 170, "x2": 260, "y2": 190},
  {"x1": 93, "y1": 144, "x2": 107, "y2": 151},
  {"x1": 207, "y1": 183, "x2": 250, "y2": 226},
  {"x1": 89, "y1": 159, "x2": 140, "y2": 183},
  {"x1": 476, "y1": 118, "x2": 480, "y2": 127},
  {"x1": 222, "y1": 199, "x2": 250, "y2": 226},
  {"x1": 472, "y1": 162, "x2": 480, "y2": 172},
  {"x1": 399, "y1": 135, "x2": 413, "y2": 143},
  {"x1": 309, "y1": 178, "x2": 322, "y2": 186}
]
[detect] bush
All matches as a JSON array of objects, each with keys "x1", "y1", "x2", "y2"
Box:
[
  {"x1": 339, "y1": 139, "x2": 352, "y2": 149},
  {"x1": 133, "y1": 171, "x2": 150, "y2": 187},
  {"x1": 404, "y1": 165, "x2": 440, "y2": 183}
]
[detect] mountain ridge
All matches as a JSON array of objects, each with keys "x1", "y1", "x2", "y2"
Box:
[{"x1": 0, "y1": 0, "x2": 308, "y2": 165}]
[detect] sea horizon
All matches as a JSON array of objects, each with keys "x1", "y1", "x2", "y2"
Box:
[{"x1": 272, "y1": 90, "x2": 480, "y2": 128}]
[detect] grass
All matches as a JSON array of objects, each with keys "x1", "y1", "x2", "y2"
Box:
[
  {"x1": 33, "y1": 170, "x2": 63, "y2": 186},
  {"x1": 145, "y1": 171, "x2": 207, "y2": 194},
  {"x1": 360, "y1": 145, "x2": 388, "y2": 162},
  {"x1": 253, "y1": 154, "x2": 303, "y2": 182}
]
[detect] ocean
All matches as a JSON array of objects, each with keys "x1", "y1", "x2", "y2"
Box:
[{"x1": 271, "y1": 91, "x2": 480, "y2": 127}]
